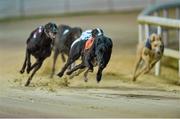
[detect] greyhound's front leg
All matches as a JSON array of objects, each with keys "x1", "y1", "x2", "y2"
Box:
[
  {"x1": 25, "y1": 61, "x2": 43, "y2": 86},
  {"x1": 61, "y1": 53, "x2": 66, "y2": 62},
  {"x1": 143, "y1": 60, "x2": 158, "y2": 74},
  {"x1": 51, "y1": 48, "x2": 59, "y2": 78},
  {"x1": 66, "y1": 62, "x2": 85, "y2": 75},
  {"x1": 57, "y1": 59, "x2": 74, "y2": 77},
  {"x1": 26, "y1": 51, "x2": 31, "y2": 74},
  {"x1": 133, "y1": 56, "x2": 150, "y2": 81},
  {"x1": 83, "y1": 68, "x2": 89, "y2": 82},
  {"x1": 132, "y1": 56, "x2": 142, "y2": 81},
  {"x1": 28, "y1": 61, "x2": 39, "y2": 73},
  {"x1": 96, "y1": 67, "x2": 103, "y2": 83}
]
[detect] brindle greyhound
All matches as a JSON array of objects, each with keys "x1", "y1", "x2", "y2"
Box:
[
  {"x1": 51, "y1": 24, "x2": 82, "y2": 78},
  {"x1": 132, "y1": 33, "x2": 164, "y2": 81}
]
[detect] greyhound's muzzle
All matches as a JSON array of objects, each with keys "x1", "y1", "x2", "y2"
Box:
[
  {"x1": 154, "y1": 46, "x2": 163, "y2": 59},
  {"x1": 49, "y1": 32, "x2": 57, "y2": 39}
]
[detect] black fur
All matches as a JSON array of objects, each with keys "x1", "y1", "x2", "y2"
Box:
[
  {"x1": 57, "y1": 35, "x2": 113, "y2": 83},
  {"x1": 20, "y1": 22, "x2": 58, "y2": 86}
]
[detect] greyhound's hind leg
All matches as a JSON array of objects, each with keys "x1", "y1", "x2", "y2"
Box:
[
  {"x1": 51, "y1": 48, "x2": 59, "y2": 78},
  {"x1": 20, "y1": 50, "x2": 28, "y2": 74},
  {"x1": 67, "y1": 62, "x2": 75, "y2": 72},
  {"x1": 83, "y1": 68, "x2": 90, "y2": 82},
  {"x1": 61, "y1": 53, "x2": 66, "y2": 62}
]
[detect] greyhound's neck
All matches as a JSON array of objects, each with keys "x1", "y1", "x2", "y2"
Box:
[{"x1": 41, "y1": 31, "x2": 52, "y2": 46}]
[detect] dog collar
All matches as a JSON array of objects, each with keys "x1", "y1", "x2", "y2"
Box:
[{"x1": 145, "y1": 38, "x2": 151, "y2": 50}]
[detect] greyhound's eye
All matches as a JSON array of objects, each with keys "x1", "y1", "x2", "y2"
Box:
[{"x1": 152, "y1": 39, "x2": 155, "y2": 42}]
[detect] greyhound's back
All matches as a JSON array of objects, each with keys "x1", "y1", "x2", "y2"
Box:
[
  {"x1": 54, "y1": 25, "x2": 71, "y2": 51},
  {"x1": 58, "y1": 24, "x2": 71, "y2": 38},
  {"x1": 95, "y1": 35, "x2": 113, "y2": 50},
  {"x1": 64, "y1": 27, "x2": 82, "y2": 48}
]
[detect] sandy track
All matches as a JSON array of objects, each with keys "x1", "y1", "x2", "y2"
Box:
[{"x1": 1, "y1": 87, "x2": 180, "y2": 118}]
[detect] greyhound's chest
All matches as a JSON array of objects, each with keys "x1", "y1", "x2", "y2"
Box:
[
  {"x1": 32, "y1": 44, "x2": 52, "y2": 59},
  {"x1": 142, "y1": 48, "x2": 162, "y2": 63},
  {"x1": 149, "y1": 51, "x2": 162, "y2": 63}
]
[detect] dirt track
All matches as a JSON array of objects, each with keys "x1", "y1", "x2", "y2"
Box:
[
  {"x1": 1, "y1": 87, "x2": 180, "y2": 118},
  {"x1": 0, "y1": 12, "x2": 180, "y2": 118}
]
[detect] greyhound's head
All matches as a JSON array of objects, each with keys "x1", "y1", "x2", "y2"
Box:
[
  {"x1": 45, "y1": 22, "x2": 58, "y2": 40},
  {"x1": 92, "y1": 28, "x2": 104, "y2": 37},
  {"x1": 94, "y1": 36, "x2": 112, "y2": 83},
  {"x1": 95, "y1": 38, "x2": 112, "y2": 69},
  {"x1": 96, "y1": 44, "x2": 106, "y2": 68},
  {"x1": 149, "y1": 33, "x2": 164, "y2": 57}
]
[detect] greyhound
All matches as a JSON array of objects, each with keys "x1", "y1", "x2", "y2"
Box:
[
  {"x1": 51, "y1": 24, "x2": 82, "y2": 78},
  {"x1": 132, "y1": 33, "x2": 164, "y2": 81},
  {"x1": 20, "y1": 22, "x2": 58, "y2": 86}
]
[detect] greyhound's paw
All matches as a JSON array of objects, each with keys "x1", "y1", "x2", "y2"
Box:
[
  {"x1": 57, "y1": 72, "x2": 63, "y2": 77},
  {"x1": 66, "y1": 71, "x2": 72, "y2": 75},
  {"x1": 84, "y1": 77, "x2": 88, "y2": 82},
  {"x1": 20, "y1": 70, "x2": 24, "y2": 74},
  {"x1": 132, "y1": 77, "x2": 136, "y2": 82},
  {"x1": 25, "y1": 81, "x2": 30, "y2": 87},
  {"x1": 97, "y1": 80, "x2": 101, "y2": 83},
  {"x1": 96, "y1": 76, "x2": 101, "y2": 83},
  {"x1": 26, "y1": 69, "x2": 30, "y2": 74}
]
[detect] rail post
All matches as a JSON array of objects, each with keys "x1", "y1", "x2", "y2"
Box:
[
  {"x1": 19, "y1": 0, "x2": 25, "y2": 17},
  {"x1": 179, "y1": 29, "x2": 180, "y2": 77},
  {"x1": 176, "y1": 7, "x2": 180, "y2": 43},
  {"x1": 163, "y1": 9, "x2": 168, "y2": 46},
  {"x1": 145, "y1": 24, "x2": 149, "y2": 40},
  {"x1": 138, "y1": 24, "x2": 144, "y2": 43},
  {"x1": 155, "y1": 26, "x2": 162, "y2": 76}
]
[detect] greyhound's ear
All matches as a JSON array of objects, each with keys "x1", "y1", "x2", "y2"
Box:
[
  {"x1": 158, "y1": 35, "x2": 162, "y2": 41},
  {"x1": 150, "y1": 34, "x2": 156, "y2": 42}
]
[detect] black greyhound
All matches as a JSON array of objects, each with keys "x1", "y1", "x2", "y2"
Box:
[
  {"x1": 20, "y1": 22, "x2": 58, "y2": 86},
  {"x1": 51, "y1": 24, "x2": 82, "y2": 77},
  {"x1": 57, "y1": 35, "x2": 113, "y2": 82}
]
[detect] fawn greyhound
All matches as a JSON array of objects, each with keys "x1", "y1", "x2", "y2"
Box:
[{"x1": 133, "y1": 33, "x2": 164, "y2": 81}]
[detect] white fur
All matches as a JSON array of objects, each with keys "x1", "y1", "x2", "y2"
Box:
[{"x1": 63, "y1": 29, "x2": 69, "y2": 35}]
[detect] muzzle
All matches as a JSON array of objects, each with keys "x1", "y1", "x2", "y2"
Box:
[{"x1": 49, "y1": 32, "x2": 57, "y2": 39}]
